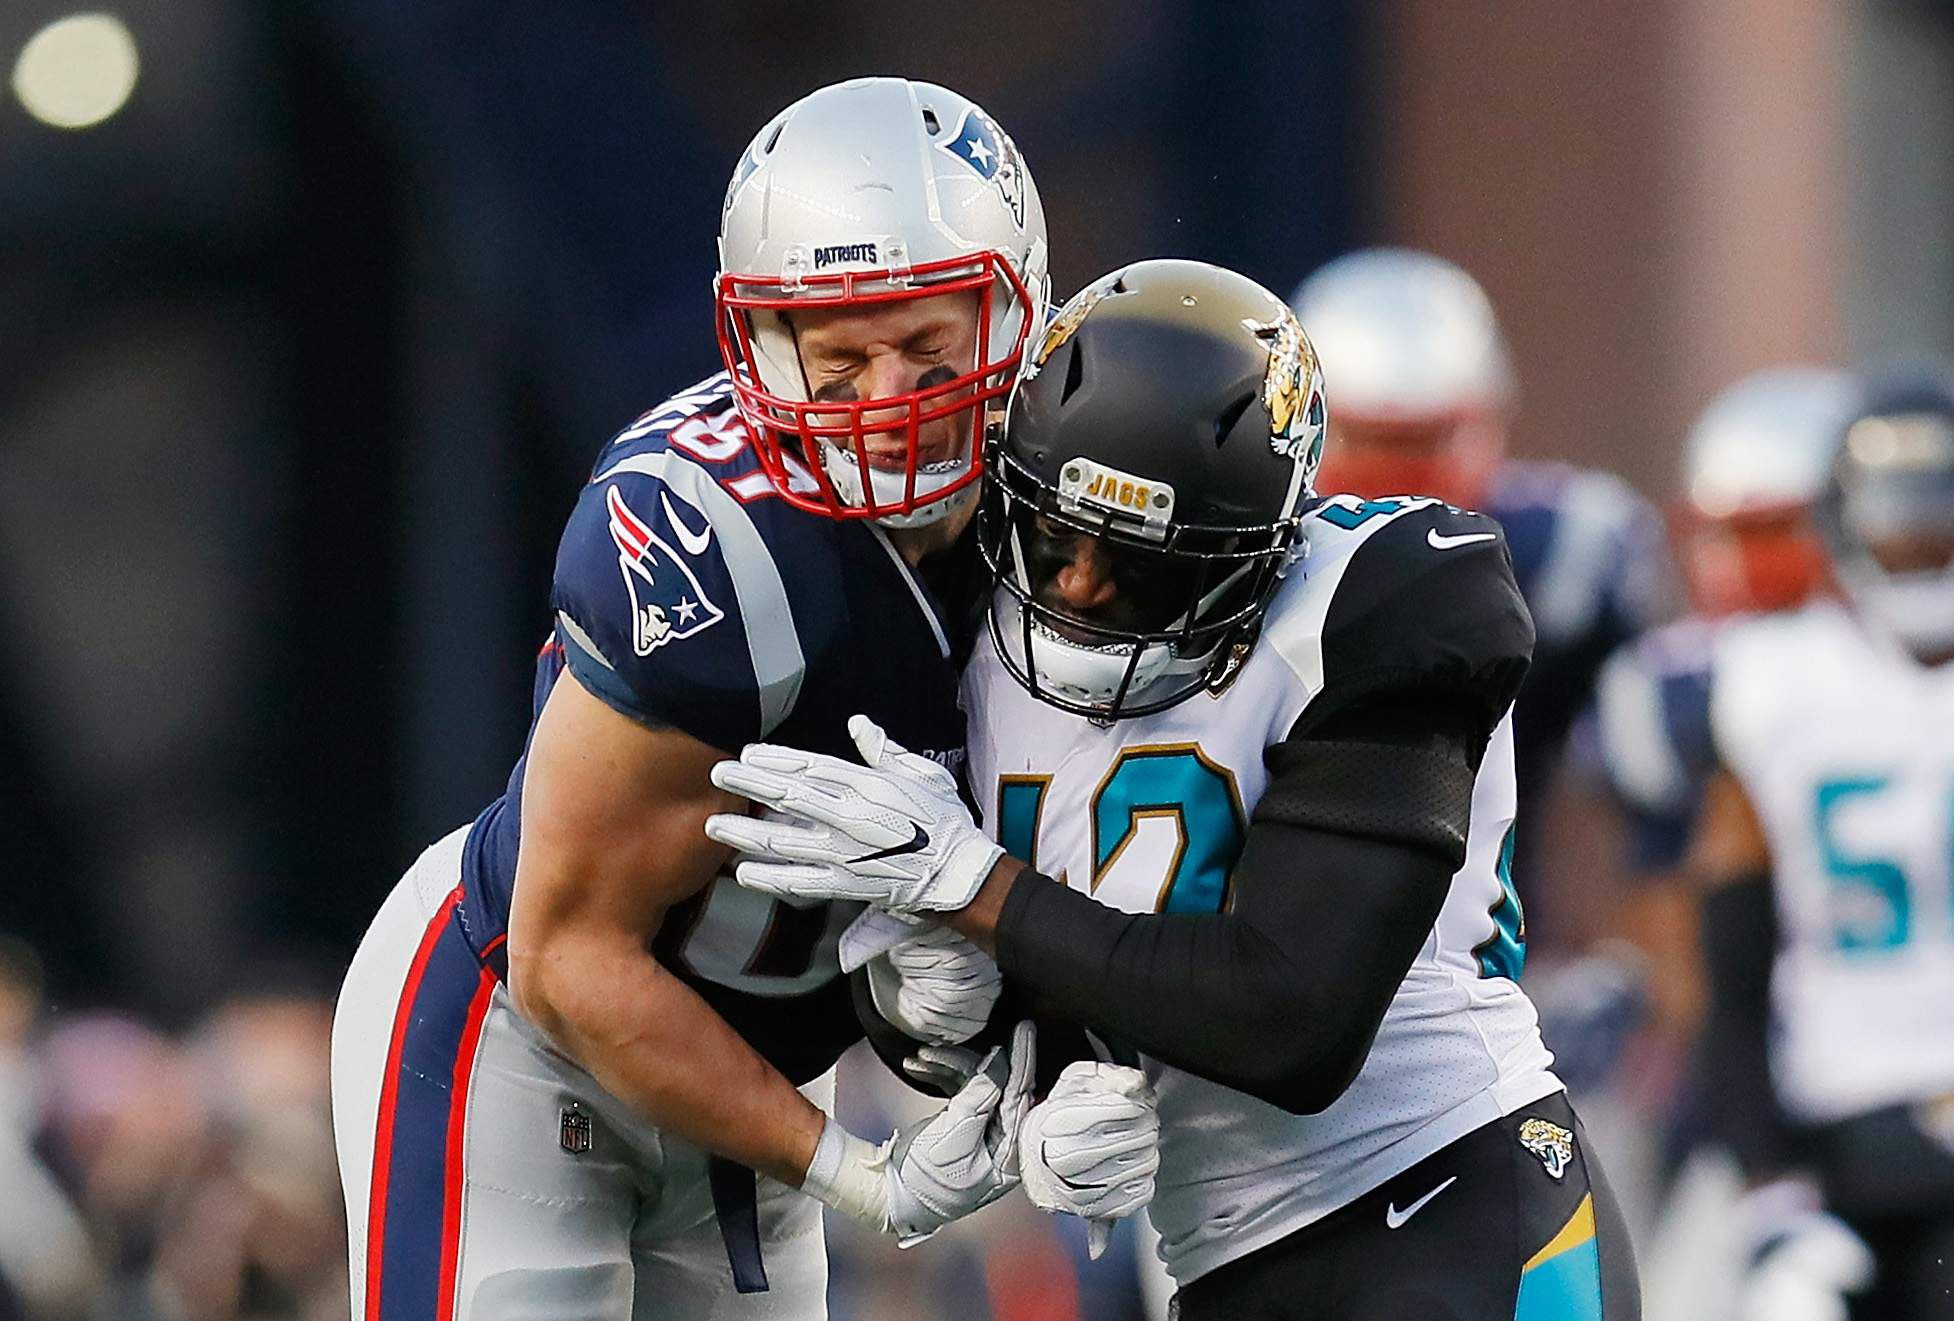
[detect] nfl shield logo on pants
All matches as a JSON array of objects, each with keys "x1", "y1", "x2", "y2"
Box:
[{"x1": 560, "y1": 1102, "x2": 593, "y2": 1155}]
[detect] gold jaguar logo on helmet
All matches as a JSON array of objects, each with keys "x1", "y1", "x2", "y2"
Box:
[
  {"x1": 1248, "y1": 309, "x2": 1325, "y2": 464},
  {"x1": 1034, "y1": 284, "x2": 1114, "y2": 367},
  {"x1": 1518, "y1": 1118, "x2": 1575, "y2": 1181}
]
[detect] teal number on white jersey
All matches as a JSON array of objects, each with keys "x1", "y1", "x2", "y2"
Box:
[{"x1": 1713, "y1": 600, "x2": 1954, "y2": 1122}]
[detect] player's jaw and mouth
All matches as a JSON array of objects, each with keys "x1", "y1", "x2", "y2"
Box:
[{"x1": 809, "y1": 369, "x2": 970, "y2": 471}]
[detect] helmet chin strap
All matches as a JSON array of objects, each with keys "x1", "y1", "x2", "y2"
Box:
[
  {"x1": 804, "y1": 361, "x2": 988, "y2": 527},
  {"x1": 822, "y1": 447, "x2": 977, "y2": 528}
]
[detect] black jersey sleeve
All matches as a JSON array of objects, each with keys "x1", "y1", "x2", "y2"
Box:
[{"x1": 1296, "y1": 501, "x2": 1534, "y2": 750}]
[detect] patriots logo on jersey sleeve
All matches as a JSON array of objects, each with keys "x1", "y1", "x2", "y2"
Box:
[{"x1": 605, "y1": 484, "x2": 725, "y2": 656}]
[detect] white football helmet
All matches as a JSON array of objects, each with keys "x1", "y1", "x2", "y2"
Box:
[
  {"x1": 1289, "y1": 248, "x2": 1513, "y2": 505},
  {"x1": 1678, "y1": 367, "x2": 1856, "y2": 616},
  {"x1": 716, "y1": 78, "x2": 1050, "y2": 526},
  {"x1": 1684, "y1": 368, "x2": 1856, "y2": 520}
]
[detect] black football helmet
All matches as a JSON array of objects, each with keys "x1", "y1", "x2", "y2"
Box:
[
  {"x1": 979, "y1": 258, "x2": 1326, "y2": 718},
  {"x1": 1817, "y1": 364, "x2": 1954, "y2": 659}
]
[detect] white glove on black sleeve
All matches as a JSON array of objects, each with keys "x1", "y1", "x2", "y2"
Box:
[{"x1": 865, "y1": 920, "x2": 1003, "y2": 1047}]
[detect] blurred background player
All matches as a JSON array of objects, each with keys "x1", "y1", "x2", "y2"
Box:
[
  {"x1": 1592, "y1": 368, "x2": 1858, "y2": 1302},
  {"x1": 1685, "y1": 367, "x2": 1954, "y2": 1321},
  {"x1": 1292, "y1": 249, "x2": 1679, "y2": 918},
  {"x1": 1596, "y1": 367, "x2": 1857, "y2": 1041}
]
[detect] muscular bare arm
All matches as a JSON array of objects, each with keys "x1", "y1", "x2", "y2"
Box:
[{"x1": 505, "y1": 672, "x2": 825, "y2": 1187}]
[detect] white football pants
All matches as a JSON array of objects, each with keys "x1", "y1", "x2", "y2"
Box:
[{"x1": 330, "y1": 827, "x2": 832, "y2": 1319}]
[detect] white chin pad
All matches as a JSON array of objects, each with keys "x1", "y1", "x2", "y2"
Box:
[
  {"x1": 996, "y1": 595, "x2": 1176, "y2": 708},
  {"x1": 821, "y1": 445, "x2": 976, "y2": 527}
]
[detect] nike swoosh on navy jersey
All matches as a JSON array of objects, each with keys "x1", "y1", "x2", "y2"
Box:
[
  {"x1": 852, "y1": 824, "x2": 930, "y2": 864},
  {"x1": 1427, "y1": 528, "x2": 1498, "y2": 551},
  {"x1": 1384, "y1": 1175, "x2": 1458, "y2": 1229},
  {"x1": 661, "y1": 491, "x2": 715, "y2": 557}
]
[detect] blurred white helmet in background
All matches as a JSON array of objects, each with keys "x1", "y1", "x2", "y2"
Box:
[
  {"x1": 1678, "y1": 366, "x2": 1856, "y2": 617},
  {"x1": 1290, "y1": 247, "x2": 1513, "y2": 506},
  {"x1": 1291, "y1": 247, "x2": 1514, "y2": 420},
  {"x1": 1684, "y1": 367, "x2": 1856, "y2": 520},
  {"x1": 716, "y1": 77, "x2": 1050, "y2": 527}
]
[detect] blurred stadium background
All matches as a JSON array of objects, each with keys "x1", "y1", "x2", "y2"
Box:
[{"x1": 2, "y1": 1, "x2": 1951, "y2": 1317}]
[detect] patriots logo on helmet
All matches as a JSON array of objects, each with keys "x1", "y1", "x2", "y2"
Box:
[
  {"x1": 606, "y1": 485, "x2": 725, "y2": 656},
  {"x1": 940, "y1": 108, "x2": 1026, "y2": 229}
]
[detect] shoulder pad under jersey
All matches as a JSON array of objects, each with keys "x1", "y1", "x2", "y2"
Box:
[
  {"x1": 551, "y1": 388, "x2": 821, "y2": 752},
  {"x1": 1267, "y1": 494, "x2": 1534, "y2": 736}
]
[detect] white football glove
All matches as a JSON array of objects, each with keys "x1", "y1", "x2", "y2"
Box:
[
  {"x1": 705, "y1": 714, "x2": 1003, "y2": 914},
  {"x1": 859, "y1": 915, "x2": 1002, "y2": 1047},
  {"x1": 1735, "y1": 1180, "x2": 1875, "y2": 1321},
  {"x1": 1020, "y1": 1062, "x2": 1161, "y2": 1259},
  {"x1": 800, "y1": 1021, "x2": 1035, "y2": 1247}
]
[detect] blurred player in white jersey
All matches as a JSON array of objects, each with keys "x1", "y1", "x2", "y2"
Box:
[
  {"x1": 1688, "y1": 368, "x2": 1954, "y2": 1320},
  {"x1": 1597, "y1": 369, "x2": 1856, "y2": 1042},
  {"x1": 1600, "y1": 367, "x2": 1858, "y2": 882},
  {"x1": 710, "y1": 260, "x2": 1642, "y2": 1319},
  {"x1": 1591, "y1": 369, "x2": 1855, "y2": 1315}
]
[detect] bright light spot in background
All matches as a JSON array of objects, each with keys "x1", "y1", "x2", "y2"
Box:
[{"x1": 11, "y1": 13, "x2": 140, "y2": 130}]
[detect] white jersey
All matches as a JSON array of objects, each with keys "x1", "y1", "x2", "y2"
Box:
[
  {"x1": 1710, "y1": 599, "x2": 1954, "y2": 1124},
  {"x1": 964, "y1": 494, "x2": 1561, "y2": 1284}
]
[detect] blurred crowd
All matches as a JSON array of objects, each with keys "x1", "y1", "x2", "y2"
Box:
[{"x1": 0, "y1": 942, "x2": 344, "y2": 1321}]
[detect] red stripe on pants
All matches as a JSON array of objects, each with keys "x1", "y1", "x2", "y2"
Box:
[
  {"x1": 436, "y1": 968, "x2": 498, "y2": 1318},
  {"x1": 364, "y1": 886, "x2": 463, "y2": 1321}
]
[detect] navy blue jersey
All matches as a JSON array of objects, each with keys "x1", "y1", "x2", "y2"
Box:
[
  {"x1": 458, "y1": 373, "x2": 972, "y2": 1083},
  {"x1": 1592, "y1": 617, "x2": 1719, "y2": 873},
  {"x1": 1483, "y1": 460, "x2": 1678, "y2": 891}
]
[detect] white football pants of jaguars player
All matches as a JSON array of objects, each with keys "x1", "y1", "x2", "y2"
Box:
[{"x1": 331, "y1": 827, "x2": 831, "y2": 1320}]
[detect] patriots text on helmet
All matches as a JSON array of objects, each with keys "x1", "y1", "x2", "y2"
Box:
[{"x1": 813, "y1": 242, "x2": 879, "y2": 269}]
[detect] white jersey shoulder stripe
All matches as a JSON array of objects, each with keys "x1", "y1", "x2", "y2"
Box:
[
  {"x1": 592, "y1": 450, "x2": 805, "y2": 734},
  {"x1": 1595, "y1": 647, "x2": 1688, "y2": 811}
]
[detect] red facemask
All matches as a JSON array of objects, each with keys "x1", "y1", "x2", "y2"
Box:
[
  {"x1": 715, "y1": 252, "x2": 1035, "y2": 520},
  {"x1": 1681, "y1": 507, "x2": 1829, "y2": 617}
]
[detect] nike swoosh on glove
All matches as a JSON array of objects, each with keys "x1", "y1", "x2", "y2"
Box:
[
  {"x1": 1020, "y1": 1061, "x2": 1160, "y2": 1259},
  {"x1": 704, "y1": 714, "x2": 1003, "y2": 914}
]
